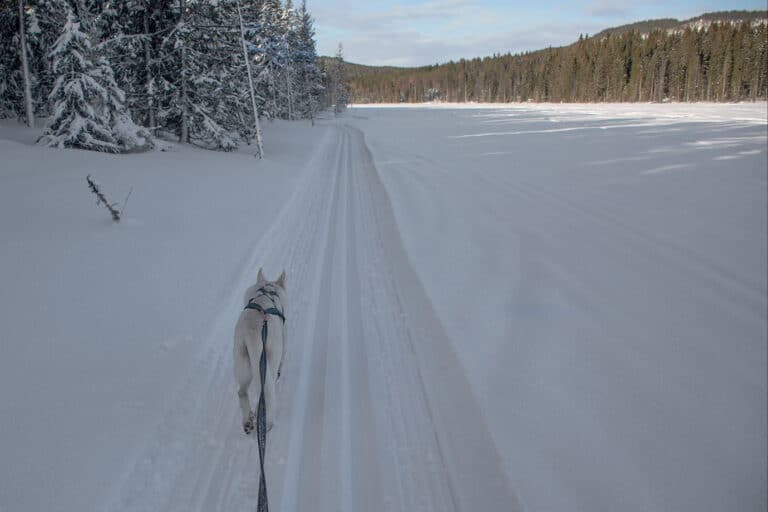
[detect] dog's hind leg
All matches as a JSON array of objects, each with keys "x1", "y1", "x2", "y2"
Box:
[
  {"x1": 264, "y1": 365, "x2": 277, "y2": 432},
  {"x1": 234, "y1": 338, "x2": 254, "y2": 434}
]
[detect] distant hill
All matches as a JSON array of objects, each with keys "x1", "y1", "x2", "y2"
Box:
[
  {"x1": 318, "y1": 58, "x2": 400, "y2": 78},
  {"x1": 341, "y1": 10, "x2": 768, "y2": 104},
  {"x1": 594, "y1": 10, "x2": 768, "y2": 38}
]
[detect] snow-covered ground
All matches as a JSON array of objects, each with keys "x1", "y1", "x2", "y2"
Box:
[
  {"x1": 348, "y1": 103, "x2": 767, "y2": 512},
  {"x1": 0, "y1": 119, "x2": 331, "y2": 511},
  {"x1": 0, "y1": 103, "x2": 765, "y2": 512}
]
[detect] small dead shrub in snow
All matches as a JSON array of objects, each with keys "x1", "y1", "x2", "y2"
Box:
[{"x1": 86, "y1": 175, "x2": 131, "y2": 223}]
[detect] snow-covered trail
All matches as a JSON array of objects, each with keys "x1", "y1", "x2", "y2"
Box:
[{"x1": 106, "y1": 123, "x2": 521, "y2": 512}]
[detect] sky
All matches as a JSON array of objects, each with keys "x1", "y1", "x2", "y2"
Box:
[{"x1": 309, "y1": 0, "x2": 767, "y2": 67}]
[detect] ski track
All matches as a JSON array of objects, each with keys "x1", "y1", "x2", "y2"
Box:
[{"x1": 105, "y1": 123, "x2": 521, "y2": 512}]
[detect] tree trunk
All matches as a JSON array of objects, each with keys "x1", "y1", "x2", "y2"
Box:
[
  {"x1": 657, "y1": 57, "x2": 668, "y2": 102},
  {"x1": 179, "y1": 0, "x2": 189, "y2": 144},
  {"x1": 721, "y1": 49, "x2": 731, "y2": 100},
  {"x1": 286, "y1": 67, "x2": 294, "y2": 120},
  {"x1": 18, "y1": 0, "x2": 34, "y2": 128},
  {"x1": 237, "y1": 0, "x2": 263, "y2": 158},
  {"x1": 143, "y1": 7, "x2": 155, "y2": 133},
  {"x1": 306, "y1": 75, "x2": 315, "y2": 125},
  {"x1": 180, "y1": 46, "x2": 188, "y2": 143},
  {"x1": 269, "y1": 63, "x2": 278, "y2": 117}
]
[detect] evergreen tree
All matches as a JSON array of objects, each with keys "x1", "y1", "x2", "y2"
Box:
[
  {"x1": 27, "y1": 0, "x2": 70, "y2": 115},
  {"x1": 158, "y1": 0, "x2": 241, "y2": 149},
  {"x1": 93, "y1": 0, "x2": 173, "y2": 132},
  {"x1": 282, "y1": 0, "x2": 298, "y2": 120},
  {"x1": 39, "y1": 10, "x2": 151, "y2": 152},
  {"x1": 293, "y1": 0, "x2": 321, "y2": 121},
  {"x1": 40, "y1": 10, "x2": 118, "y2": 151},
  {"x1": 330, "y1": 42, "x2": 347, "y2": 113},
  {"x1": 242, "y1": 0, "x2": 290, "y2": 120},
  {"x1": 0, "y1": 0, "x2": 23, "y2": 119}
]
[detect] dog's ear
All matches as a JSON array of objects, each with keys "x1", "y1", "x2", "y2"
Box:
[
  {"x1": 257, "y1": 268, "x2": 266, "y2": 285},
  {"x1": 277, "y1": 270, "x2": 286, "y2": 288}
]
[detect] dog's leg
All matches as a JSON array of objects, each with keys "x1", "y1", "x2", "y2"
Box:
[
  {"x1": 264, "y1": 364, "x2": 277, "y2": 432},
  {"x1": 277, "y1": 322, "x2": 287, "y2": 382},
  {"x1": 246, "y1": 334, "x2": 267, "y2": 434},
  {"x1": 234, "y1": 338, "x2": 254, "y2": 434}
]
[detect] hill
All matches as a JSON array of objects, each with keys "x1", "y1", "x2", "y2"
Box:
[
  {"x1": 318, "y1": 57, "x2": 400, "y2": 78},
  {"x1": 594, "y1": 10, "x2": 768, "y2": 37},
  {"x1": 343, "y1": 10, "x2": 768, "y2": 103}
]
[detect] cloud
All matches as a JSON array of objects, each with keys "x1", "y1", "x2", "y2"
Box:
[
  {"x1": 312, "y1": 0, "x2": 764, "y2": 66},
  {"x1": 314, "y1": 0, "x2": 484, "y2": 33},
  {"x1": 586, "y1": 2, "x2": 633, "y2": 18},
  {"x1": 332, "y1": 20, "x2": 605, "y2": 67},
  {"x1": 356, "y1": 0, "x2": 475, "y2": 25},
  {"x1": 312, "y1": 0, "x2": 606, "y2": 66}
]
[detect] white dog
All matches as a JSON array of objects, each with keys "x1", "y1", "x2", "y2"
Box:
[{"x1": 234, "y1": 268, "x2": 287, "y2": 435}]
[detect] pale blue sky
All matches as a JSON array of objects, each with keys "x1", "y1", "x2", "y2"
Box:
[{"x1": 309, "y1": 0, "x2": 767, "y2": 66}]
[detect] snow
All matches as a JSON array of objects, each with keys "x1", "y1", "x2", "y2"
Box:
[
  {"x1": 0, "y1": 119, "x2": 330, "y2": 511},
  {"x1": 347, "y1": 102, "x2": 767, "y2": 512},
  {"x1": 1, "y1": 102, "x2": 766, "y2": 512}
]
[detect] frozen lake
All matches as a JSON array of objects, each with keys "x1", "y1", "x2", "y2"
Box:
[{"x1": 347, "y1": 104, "x2": 767, "y2": 512}]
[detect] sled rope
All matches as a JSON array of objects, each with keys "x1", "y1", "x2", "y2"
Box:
[{"x1": 244, "y1": 287, "x2": 285, "y2": 512}]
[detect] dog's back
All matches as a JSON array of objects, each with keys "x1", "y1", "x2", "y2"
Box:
[
  {"x1": 237, "y1": 292, "x2": 285, "y2": 362},
  {"x1": 234, "y1": 270, "x2": 287, "y2": 434}
]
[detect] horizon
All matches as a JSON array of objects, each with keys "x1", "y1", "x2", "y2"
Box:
[{"x1": 311, "y1": 1, "x2": 767, "y2": 67}]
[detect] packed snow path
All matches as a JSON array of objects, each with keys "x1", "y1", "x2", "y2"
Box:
[{"x1": 107, "y1": 124, "x2": 521, "y2": 512}]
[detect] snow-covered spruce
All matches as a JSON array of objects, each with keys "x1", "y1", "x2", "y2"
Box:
[
  {"x1": 239, "y1": 0, "x2": 287, "y2": 123},
  {"x1": 157, "y1": 0, "x2": 244, "y2": 150},
  {"x1": 330, "y1": 43, "x2": 347, "y2": 114},
  {"x1": 38, "y1": 11, "x2": 151, "y2": 153},
  {"x1": 289, "y1": 0, "x2": 323, "y2": 122}
]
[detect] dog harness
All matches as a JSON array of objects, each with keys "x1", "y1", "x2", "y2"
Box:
[
  {"x1": 243, "y1": 284, "x2": 285, "y2": 512},
  {"x1": 244, "y1": 285, "x2": 285, "y2": 323}
]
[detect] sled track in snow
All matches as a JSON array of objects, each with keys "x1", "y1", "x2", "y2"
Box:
[{"x1": 106, "y1": 124, "x2": 521, "y2": 512}]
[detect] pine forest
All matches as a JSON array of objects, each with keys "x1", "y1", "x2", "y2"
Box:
[
  {"x1": 0, "y1": 0, "x2": 331, "y2": 152},
  {"x1": 348, "y1": 13, "x2": 768, "y2": 104}
]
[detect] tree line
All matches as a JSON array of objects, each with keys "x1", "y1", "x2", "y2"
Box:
[
  {"x1": 348, "y1": 19, "x2": 768, "y2": 104},
  {"x1": 0, "y1": 0, "x2": 326, "y2": 153}
]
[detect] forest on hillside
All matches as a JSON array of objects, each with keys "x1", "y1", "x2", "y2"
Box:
[{"x1": 349, "y1": 16, "x2": 768, "y2": 103}]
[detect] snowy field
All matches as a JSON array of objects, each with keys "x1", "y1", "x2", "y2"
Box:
[
  {"x1": 347, "y1": 103, "x2": 767, "y2": 512},
  {"x1": 1, "y1": 103, "x2": 766, "y2": 512}
]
